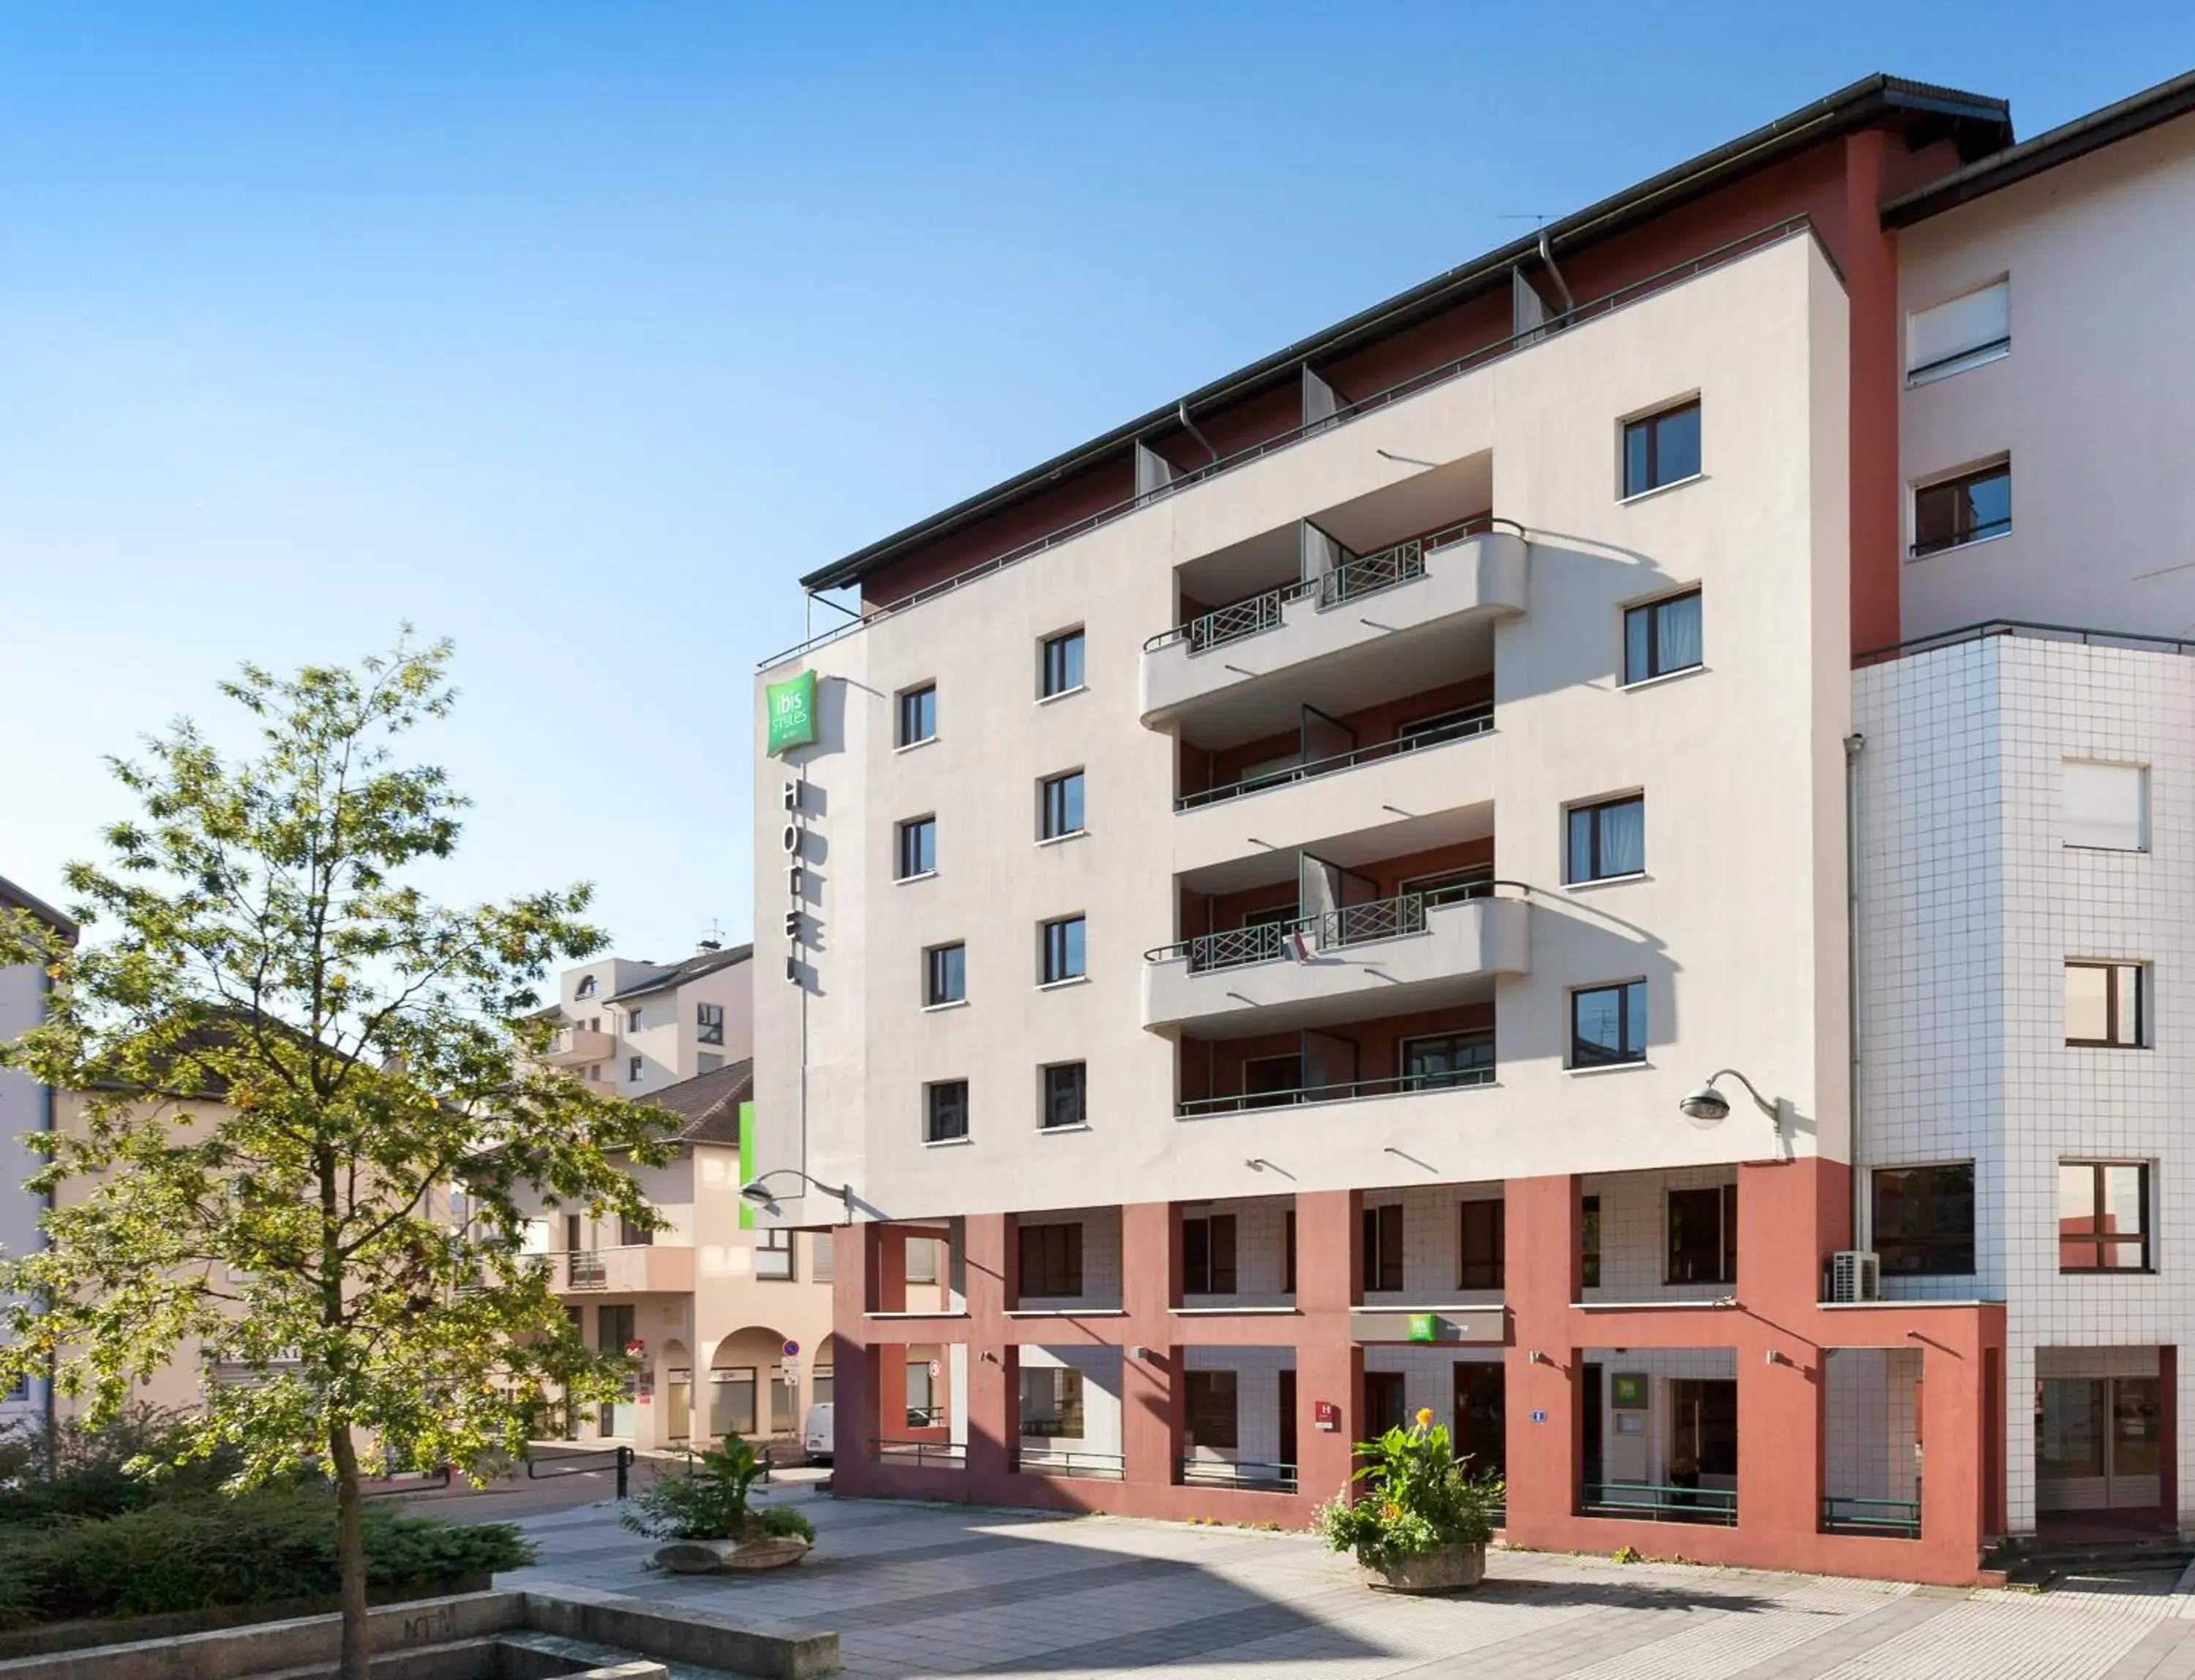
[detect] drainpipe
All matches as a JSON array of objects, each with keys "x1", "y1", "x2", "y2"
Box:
[
  {"x1": 1537, "y1": 229, "x2": 1576, "y2": 324},
  {"x1": 1844, "y1": 732, "x2": 1868, "y2": 1256},
  {"x1": 1176, "y1": 400, "x2": 1220, "y2": 465}
]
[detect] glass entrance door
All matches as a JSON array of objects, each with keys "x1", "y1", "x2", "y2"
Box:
[{"x1": 2038, "y1": 1376, "x2": 2161, "y2": 1511}]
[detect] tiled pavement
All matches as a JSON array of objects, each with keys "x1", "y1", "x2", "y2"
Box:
[{"x1": 499, "y1": 1486, "x2": 2195, "y2": 1680}]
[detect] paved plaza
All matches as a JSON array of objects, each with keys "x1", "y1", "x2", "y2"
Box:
[{"x1": 498, "y1": 1480, "x2": 2195, "y2": 1680}]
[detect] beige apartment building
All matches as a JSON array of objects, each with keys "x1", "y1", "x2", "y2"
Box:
[
  {"x1": 751, "y1": 70, "x2": 2195, "y2": 1580},
  {"x1": 0, "y1": 874, "x2": 75, "y2": 1436}
]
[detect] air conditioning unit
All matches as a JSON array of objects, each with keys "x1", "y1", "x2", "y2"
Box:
[{"x1": 1828, "y1": 1250, "x2": 1882, "y2": 1304}]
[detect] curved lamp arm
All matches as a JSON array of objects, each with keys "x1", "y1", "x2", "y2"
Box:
[
  {"x1": 741, "y1": 1167, "x2": 854, "y2": 1219},
  {"x1": 1702, "y1": 1068, "x2": 1780, "y2": 1123}
]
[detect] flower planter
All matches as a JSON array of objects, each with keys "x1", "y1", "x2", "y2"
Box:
[{"x1": 1361, "y1": 1541, "x2": 1485, "y2": 1593}]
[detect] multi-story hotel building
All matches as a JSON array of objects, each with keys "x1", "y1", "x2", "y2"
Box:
[{"x1": 750, "y1": 68, "x2": 2195, "y2": 1579}]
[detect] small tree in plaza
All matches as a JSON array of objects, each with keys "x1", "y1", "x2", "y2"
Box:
[{"x1": 0, "y1": 637, "x2": 672, "y2": 1680}]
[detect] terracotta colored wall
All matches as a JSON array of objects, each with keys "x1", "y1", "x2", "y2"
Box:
[
  {"x1": 1190, "y1": 1002, "x2": 1496, "y2": 1101},
  {"x1": 1193, "y1": 836, "x2": 1495, "y2": 935},
  {"x1": 860, "y1": 457, "x2": 1135, "y2": 609},
  {"x1": 1201, "y1": 675, "x2": 1494, "y2": 785}
]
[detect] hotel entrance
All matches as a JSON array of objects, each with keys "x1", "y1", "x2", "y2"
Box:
[{"x1": 2037, "y1": 1376, "x2": 2161, "y2": 1514}]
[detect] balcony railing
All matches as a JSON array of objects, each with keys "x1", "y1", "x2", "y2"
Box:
[
  {"x1": 1821, "y1": 1495, "x2": 1920, "y2": 1539},
  {"x1": 1013, "y1": 1447, "x2": 1126, "y2": 1480},
  {"x1": 1178, "y1": 1062, "x2": 1492, "y2": 1118},
  {"x1": 564, "y1": 1250, "x2": 607, "y2": 1290},
  {"x1": 1579, "y1": 1480, "x2": 1737, "y2": 1526},
  {"x1": 1178, "y1": 1458, "x2": 1299, "y2": 1492},
  {"x1": 1177, "y1": 704, "x2": 1493, "y2": 811},
  {"x1": 1151, "y1": 882, "x2": 1507, "y2": 974},
  {"x1": 872, "y1": 1437, "x2": 965, "y2": 1470}
]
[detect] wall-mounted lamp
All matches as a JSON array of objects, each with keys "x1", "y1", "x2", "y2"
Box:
[
  {"x1": 1528, "y1": 1350, "x2": 1550, "y2": 1365},
  {"x1": 740, "y1": 1168, "x2": 855, "y2": 1219},
  {"x1": 1678, "y1": 1068, "x2": 1793, "y2": 1139},
  {"x1": 1765, "y1": 1349, "x2": 1790, "y2": 1368}
]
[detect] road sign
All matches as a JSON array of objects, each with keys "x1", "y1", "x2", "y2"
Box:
[
  {"x1": 782, "y1": 1338, "x2": 800, "y2": 1358},
  {"x1": 1531, "y1": 1409, "x2": 1547, "y2": 1424}
]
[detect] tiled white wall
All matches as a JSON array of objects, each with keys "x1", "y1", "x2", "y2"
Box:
[
  {"x1": 1362, "y1": 1346, "x2": 1504, "y2": 1430},
  {"x1": 1018, "y1": 1344, "x2": 1124, "y2": 1454},
  {"x1": 1580, "y1": 1167, "x2": 1741, "y2": 1302},
  {"x1": 1823, "y1": 1347, "x2": 1922, "y2": 1504},
  {"x1": 1360, "y1": 1180, "x2": 1504, "y2": 1307},
  {"x1": 1581, "y1": 1347, "x2": 1739, "y2": 1492},
  {"x1": 1183, "y1": 1345, "x2": 1295, "y2": 1465},
  {"x1": 1016, "y1": 1207, "x2": 1123, "y2": 1310},
  {"x1": 1179, "y1": 1194, "x2": 1294, "y2": 1308},
  {"x1": 1857, "y1": 636, "x2": 2195, "y2": 1533}
]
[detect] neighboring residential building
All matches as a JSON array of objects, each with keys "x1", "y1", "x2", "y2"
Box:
[
  {"x1": 544, "y1": 943, "x2": 753, "y2": 1096},
  {"x1": 0, "y1": 874, "x2": 75, "y2": 1434},
  {"x1": 749, "y1": 69, "x2": 2195, "y2": 1580}
]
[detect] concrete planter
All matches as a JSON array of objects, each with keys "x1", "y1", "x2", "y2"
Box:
[
  {"x1": 1360, "y1": 1541, "x2": 1485, "y2": 1593},
  {"x1": 652, "y1": 1534, "x2": 811, "y2": 1575}
]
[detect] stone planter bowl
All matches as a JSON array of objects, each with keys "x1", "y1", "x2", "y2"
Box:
[{"x1": 1361, "y1": 1540, "x2": 1485, "y2": 1593}]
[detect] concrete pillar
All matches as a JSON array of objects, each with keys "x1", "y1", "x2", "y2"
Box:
[
  {"x1": 1504, "y1": 1174, "x2": 1581, "y2": 1535},
  {"x1": 1736, "y1": 1160, "x2": 1829, "y2": 1539},
  {"x1": 1120, "y1": 1201, "x2": 1178, "y2": 1488},
  {"x1": 833, "y1": 1222, "x2": 879, "y2": 1490},
  {"x1": 1294, "y1": 1189, "x2": 1361, "y2": 1503},
  {"x1": 963, "y1": 1214, "x2": 1012, "y2": 1480}
]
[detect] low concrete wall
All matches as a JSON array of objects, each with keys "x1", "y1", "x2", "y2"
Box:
[
  {"x1": 520, "y1": 1586, "x2": 838, "y2": 1680},
  {"x1": 0, "y1": 1577, "x2": 495, "y2": 1662}
]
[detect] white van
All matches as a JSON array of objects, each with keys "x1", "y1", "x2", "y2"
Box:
[{"x1": 803, "y1": 1401, "x2": 833, "y2": 1465}]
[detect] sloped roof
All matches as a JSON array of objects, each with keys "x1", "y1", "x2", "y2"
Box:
[
  {"x1": 634, "y1": 1057, "x2": 753, "y2": 1147},
  {"x1": 605, "y1": 944, "x2": 754, "y2": 1005},
  {"x1": 0, "y1": 872, "x2": 77, "y2": 940}
]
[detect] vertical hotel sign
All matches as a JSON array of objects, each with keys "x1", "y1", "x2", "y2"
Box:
[{"x1": 766, "y1": 670, "x2": 817, "y2": 758}]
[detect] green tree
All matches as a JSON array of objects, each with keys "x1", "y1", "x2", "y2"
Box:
[{"x1": 0, "y1": 637, "x2": 671, "y2": 1680}]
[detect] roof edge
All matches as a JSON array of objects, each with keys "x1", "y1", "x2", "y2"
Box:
[{"x1": 0, "y1": 874, "x2": 78, "y2": 941}]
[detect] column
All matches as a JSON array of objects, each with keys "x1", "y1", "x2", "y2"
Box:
[
  {"x1": 961, "y1": 1214, "x2": 1013, "y2": 1481},
  {"x1": 1294, "y1": 1190, "x2": 1361, "y2": 1503},
  {"x1": 1504, "y1": 1174, "x2": 1580, "y2": 1535},
  {"x1": 1735, "y1": 1160, "x2": 1831, "y2": 1540},
  {"x1": 835, "y1": 1221, "x2": 879, "y2": 1490},
  {"x1": 1119, "y1": 1201, "x2": 1179, "y2": 1489}
]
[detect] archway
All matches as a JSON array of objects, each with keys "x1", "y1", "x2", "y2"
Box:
[
  {"x1": 709, "y1": 1324, "x2": 794, "y2": 1446},
  {"x1": 656, "y1": 1339, "x2": 692, "y2": 1447}
]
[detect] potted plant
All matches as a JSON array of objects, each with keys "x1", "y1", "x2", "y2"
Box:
[
  {"x1": 619, "y1": 1436, "x2": 817, "y2": 1573},
  {"x1": 1312, "y1": 1409, "x2": 1502, "y2": 1592}
]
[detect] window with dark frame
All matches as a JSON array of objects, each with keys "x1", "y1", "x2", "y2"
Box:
[
  {"x1": 1019, "y1": 1220, "x2": 1084, "y2": 1297},
  {"x1": 1284, "y1": 1210, "x2": 1297, "y2": 1294},
  {"x1": 1571, "y1": 980, "x2": 1648, "y2": 1066},
  {"x1": 1042, "y1": 915, "x2": 1087, "y2": 985},
  {"x1": 696, "y1": 1002, "x2": 724, "y2": 1045},
  {"x1": 1040, "y1": 629, "x2": 1086, "y2": 698},
  {"x1": 1582, "y1": 1196, "x2": 1602, "y2": 1289},
  {"x1": 627, "y1": 1055, "x2": 643, "y2": 1084},
  {"x1": 1018, "y1": 1366, "x2": 1085, "y2": 1438},
  {"x1": 1871, "y1": 1163, "x2": 1976, "y2": 1275},
  {"x1": 896, "y1": 815, "x2": 937, "y2": 880},
  {"x1": 1242, "y1": 1052, "x2": 1301, "y2": 1109},
  {"x1": 1183, "y1": 1212, "x2": 1238, "y2": 1294},
  {"x1": 1041, "y1": 1062, "x2": 1087, "y2": 1130},
  {"x1": 1623, "y1": 590, "x2": 1703, "y2": 685},
  {"x1": 576, "y1": 975, "x2": 597, "y2": 999},
  {"x1": 1362, "y1": 1203, "x2": 1405, "y2": 1292},
  {"x1": 1666, "y1": 1184, "x2": 1738, "y2": 1284},
  {"x1": 618, "y1": 1210, "x2": 653, "y2": 1248},
  {"x1": 2067, "y1": 960, "x2": 2146, "y2": 1048},
  {"x1": 1567, "y1": 795, "x2": 1645, "y2": 882},
  {"x1": 1040, "y1": 770, "x2": 1086, "y2": 839},
  {"x1": 1183, "y1": 1369, "x2": 1239, "y2": 1451},
  {"x1": 924, "y1": 1079, "x2": 969, "y2": 1144},
  {"x1": 1912, "y1": 462, "x2": 2011, "y2": 555},
  {"x1": 2059, "y1": 1161, "x2": 2151, "y2": 1272},
  {"x1": 1458, "y1": 1200, "x2": 1504, "y2": 1290},
  {"x1": 755, "y1": 1228, "x2": 793, "y2": 1280},
  {"x1": 897, "y1": 683, "x2": 937, "y2": 746},
  {"x1": 1622, "y1": 400, "x2": 1702, "y2": 498},
  {"x1": 923, "y1": 943, "x2": 966, "y2": 1008},
  {"x1": 1401, "y1": 1031, "x2": 1493, "y2": 1090}
]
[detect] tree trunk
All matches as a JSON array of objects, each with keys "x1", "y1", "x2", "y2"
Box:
[{"x1": 329, "y1": 1422, "x2": 369, "y2": 1680}]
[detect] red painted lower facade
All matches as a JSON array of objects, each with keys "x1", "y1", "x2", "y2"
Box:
[{"x1": 830, "y1": 1158, "x2": 2009, "y2": 1585}]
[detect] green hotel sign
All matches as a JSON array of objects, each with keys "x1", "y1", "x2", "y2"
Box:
[
  {"x1": 1407, "y1": 1313, "x2": 1438, "y2": 1344},
  {"x1": 765, "y1": 670, "x2": 817, "y2": 757},
  {"x1": 738, "y1": 1100, "x2": 757, "y2": 1231}
]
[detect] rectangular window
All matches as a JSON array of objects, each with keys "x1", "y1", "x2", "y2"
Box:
[
  {"x1": 1183, "y1": 1369, "x2": 1239, "y2": 1451},
  {"x1": 1458, "y1": 1199, "x2": 1504, "y2": 1290},
  {"x1": 1284, "y1": 1210, "x2": 1297, "y2": 1294},
  {"x1": 696, "y1": 1002, "x2": 724, "y2": 1045},
  {"x1": 1041, "y1": 915, "x2": 1087, "y2": 985},
  {"x1": 923, "y1": 942, "x2": 966, "y2": 1008},
  {"x1": 627, "y1": 1008, "x2": 643, "y2": 1032},
  {"x1": 1242, "y1": 1053, "x2": 1301, "y2": 1109},
  {"x1": 712, "y1": 1366, "x2": 758, "y2": 1437},
  {"x1": 896, "y1": 816, "x2": 937, "y2": 880},
  {"x1": 755, "y1": 1228, "x2": 793, "y2": 1280},
  {"x1": 1907, "y1": 279, "x2": 2009, "y2": 383},
  {"x1": 1571, "y1": 980, "x2": 1648, "y2": 1067},
  {"x1": 924, "y1": 1079, "x2": 969, "y2": 1144},
  {"x1": 1666, "y1": 1184, "x2": 1738, "y2": 1284},
  {"x1": 897, "y1": 683, "x2": 937, "y2": 746},
  {"x1": 1400, "y1": 1031, "x2": 1493, "y2": 1090},
  {"x1": 1041, "y1": 1062, "x2": 1087, "y2": 1130},
  {"x1": 1362, "y1": 1203, "x2": 1404, "y2": 1292},
  {"x1": 1872, "y1": 1163, "x2": 1976, "y2": 1275},
  {"x1": 1622, "y1": 400, "x2": 1701, "y2": 498},
  {"x1": 618, "y1": 1211, "x2": 653, "y2": 1247},
  {"x1": 2067, "y1": 961, "x2": 2145, "y2": 1048},
  {"x1": 1018, "y1": 1366, "x2": 1087, "y2": 1438},
  {"x1": 1040, "y1": 770, "x2": 1085, "y2": 840},
  {"x1": 811, "y1": 1231, "x2": 834, "y2": 1283},
  {"x1": 1582, "y1": 1196, "x2": 1601, "y2": 1289},
  {"x1": 1019, "y1": 1220, "x2": 1084, "y2": 1297},
  {"x1": 627, "y1": 1055, "x2": 643, "y2": 1084},
  {"x1": 1623, "y1": 590, "x2": 1703, "y2": 685},
  {"x1": 905, "y1": 1235, "x2": 941, "y2": 1285},
  {"x1": 2059, "y1": 1161, "x2": 2150, "y2": 1272},
  {"x1": 1913, "y1": 462, "x2": 2011, "y2": 555},
  {"x1": 811, "y1": 1368, "x2": 833, "y2": 1407},
  {"x1": 1567, "y1": 795, "x2": 1645, "y2": 882},
  {"x1": 2065, "y1": 762, "x2": 2148, "y2": 851},
  {"x1": 1040, "y1": 629, "x2": 1085, "y2": 698},
  {"x1": 1183, "y1": 1213, "x2": 1238, "y2": 1294}
]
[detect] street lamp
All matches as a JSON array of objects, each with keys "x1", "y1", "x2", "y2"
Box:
[
  {"x1": 740, "y1": 1168, "x2": 855, "y2": 1219},
  {"x1": 1677, "y1": 1069, "x2": 1792, "y2": 1139}
]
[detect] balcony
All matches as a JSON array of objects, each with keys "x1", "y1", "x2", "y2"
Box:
[
  {"x1": 544, "y1": 1027, "x2": 616, "y2": 1068},
  {"x1": 551, "y1": 1245, "x2": 695, "y2": 1295},
  {"x1": 1143, "y1": 888, "x2": 1529, "y2": 1035},
  {"x1": 1139, "y1": 520, "x2": 1527, "y2": 732}
]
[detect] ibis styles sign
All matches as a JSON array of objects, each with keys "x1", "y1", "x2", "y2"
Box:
[{"x1": 765, "y1": 670, "x2": 817, "y2": 757}]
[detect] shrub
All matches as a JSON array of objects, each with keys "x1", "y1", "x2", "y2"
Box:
[
  {"x1": 619, "y1": 1439, "x2": 768, "y2": 1542},
  {"x1": 0, "y1": 1407, "x2": 247, "y2": 1528},
  {"x1": 757, "y1": 1504, "x2": 814, "y2": 1542},
  {"x1": 1311, "y1": 1411, "x2": 1503, "y2": 1569}
]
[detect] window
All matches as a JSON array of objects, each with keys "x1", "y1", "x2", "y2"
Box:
[
  {"x1": 2060, "y1": 1162, "x2": 2150, "y2": 1272},
  {"x1": 923, "y1": 942, "x2": 967, "y2": 1008},
  {"x1": 1567, "y1": 795, "x2": 1645, "y2": 882},
  {"x1": 1183, "y1": 1369, "x2": 1239, "y2": 1450},
  {"x1": 711, "y1": 1366, "x2": 758, "y2": 1437},
  {"x1": 756, "y1": 1228, "x2": 794, "y2": 1280},
  {"x1": 1622, "y1": 399, "x2": 1701, "y2": 497},
  {"x1": 564, "y1": 1212, "x2": 582, "y2": 1252},
  {"x1": 1571, "y1": 980, "x2": 1648, "y2": 1067},
  {"x1": 1242, "y1": 1053, "x2": 1301, "y2": 1109},
  {"x1": 905, "y1": 1235, "x2": 941, "y2": 1285},
  {"x1": 1362, "y1": 1203, "x2": 1404, "y2": 1292},
  {"x1": 1396, "y1": 705, "x2": 1490, "y2": 748},
  {"x1": 1401, "y1": 1031, "x2": 1493, "y2": 1090},
  {"x1": 627, "y1": 1055, "x2": 643, "y2": 1084},
  {"x1": 1581, "y1": 1196, "x2": 1601, "y2": 1289},
  {"x1": 1912, "y1": 462, "x2": 2011, "y2": 555},
  {"x1": 897, "y1": 683, "x2": 937, "y2": 746},
  {"x1": 1872, "y1": 1163, "x2": 1976, "y2": 1275},
  {"x1": 1183, "y1": 1213, "x2": 1237, "y2": 1294},
  {"x1": 1040, "y1": 770, "x2": 1086, "y2": 839},
  {"x1": 811, "y1": 1231, "x2": 835, "y2": 1283},
  {"x1": 1040, "y1": 629, "x2": 1085, "y2": 697},
  {"x1": 1019, "y1": 1220, "x2": 1083, "y2": 1297},
  {"x1": 904, "y1": 1360, "x2": 936, "y2": 1425},
  {"x1": 1284, "y1": 1210, "x2": 1297, "y2": 1294},
  {"x1": 1666, "y1": 1185, "x2": 1738, "y2": 1284},
  {"x1": 1459, "y1": 1200, "x2": 1504, "y2": 1290},
  {"x1": 1402, "y1": 866, "x2": 1492, "y2": 910},
  {"x1": 896, "y1": 816, "x2": 937, "y2": 880},
  {"x1": 627, "y1": 1008, "x2": 643, "y2": 1032},
  {"x1": 811, "y1": 1367, "x2": 833, "y2": 1407},
  {"x1": 1041, "y1": 915, "x2": 1087, "y2": 985},
  {"x1": 618, "y1": 1211, "x2": 653, "y2": 1247},
  {"x1": 2, "y1": 1374, "x2": 25, "y2": 1404},
  {"x1": 1041, "y1": 1062, "x2": 1087, "y2": 1130},
  {"x1": 575, "y1": 975, "x2": 598, "y2": 999},
  {"x1": 924, "y1": 1079, "x2": 969, "y2": 1143},
  {"x1": 2067, "y1": 961, "x2": 2145, "y2": 1048},
  {"x1": 1623, "y1": 590, "x2": 1703, "y2": 685},
  {"x1": 1019, "y1": 1366, "x2": 1086, "y2": 1438},
  {"x1": 696, "y1": 1002, "x2": 724, "y2": 1045},
  {"x1": 2065, "y1": 762, "x2": 2148, "y2": 851},
  {"x1": 1907, "y1": 279, "x2": 2008, "y2": 384}
]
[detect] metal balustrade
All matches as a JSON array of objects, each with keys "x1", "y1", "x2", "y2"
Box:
[
  {"x1": 1150, "y1": 883, "x2": 1509, "y2": 973},
  {"x1": 564, "y1": 1250, "x2": 607, "y2": 1290},
  {"x1": 872, "y1": 1437, "x2": 966, "y2": 1469},
  {"x1": 1176, "y1": 703, "x2": 1493, "y2": 811},
  {"x1": 1579, "y1": 1480, "x2": 1738, "y2": 1526},
  {"x1": 1178, "y1": 1458, "x2": 1299, "y2": 1491},
  {"x1": 1821, "y1": 1494, "x2": 1920, "y2": 1538},
  {"x1": 1013, "y1": 1447, "x2": 1127, "y2": 1480},
  {"x1": 1177, "y1": 1062, "x2": 1493, "y2": 1118}
]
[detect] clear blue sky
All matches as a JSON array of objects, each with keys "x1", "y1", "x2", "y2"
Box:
[{"x1": 3, "y1": 4, "x2": 2185, "y2": 960}]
